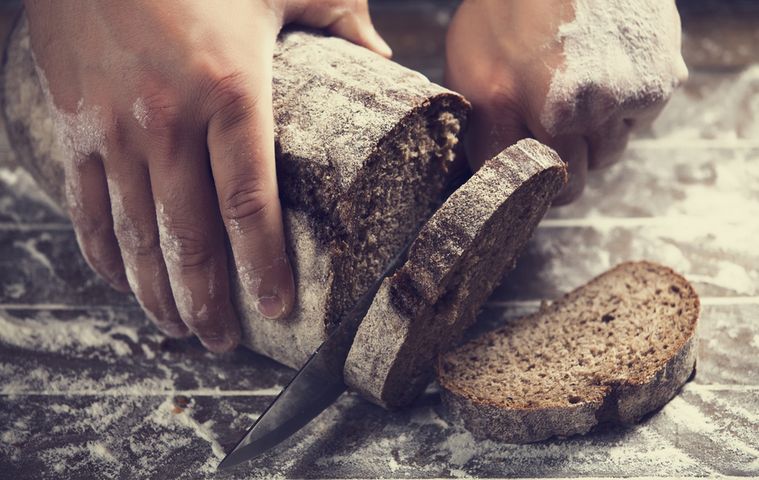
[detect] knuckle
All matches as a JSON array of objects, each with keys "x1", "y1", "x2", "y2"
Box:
[
  {"x1": 160, "y1": 223, "x2": 213, "y2": 270},
  {"x1": 72, "y1": 212, "x2": 110, "y2": 240},
  {"x1": 134, "y1": 87, "x2": 183, "y2": 136},
  {"x1": 219, "y1": 177, "x2": 272, "y2": 225},
  {"x1": 203, "y1": 71, "x2": 258, "y2": 127},
  {"x1": 114, "y1": 222, "x2": 162, "y2": 259},
  {"x1": 574, "y1": 82, "x2": 620, "y2": 118},
  {"x1": 181, "y1": 308, "x2": 216, "y2": 335}
]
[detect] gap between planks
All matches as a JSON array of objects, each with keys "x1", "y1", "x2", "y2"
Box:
[
  {"x1": 0, "y1": 387, "x2": 285, "y2": 397},
  {"x1": 484, "y1": 297, "x2": 759, "y2": 308},
  {"x1": 1, "y1": 383, "x2": 755, "y2": 397},
  {"x1": 628, "y1": 138, "x2": 759, "y2": 149},
  {"x1": 2, "y1": 297, "x2": 758, "y2": 312},
  {"x1": 0, "y1": 215, "x2": 752, "y2": 232}
]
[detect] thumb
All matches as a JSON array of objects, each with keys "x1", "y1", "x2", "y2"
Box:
[
  {"x1": 285, "y1": 1, "x2": 392, "y2": 58},
  {"x1": 328, "y1": 2, "x2": 392, "y2": 58}
]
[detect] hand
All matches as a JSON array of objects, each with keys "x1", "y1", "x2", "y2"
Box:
[
  {"x1": 445, "y1": 0, "x2": 688, "y2": 203},
  {"x1": 25, "y1": 0, "x2": 390, "y2": 351}
]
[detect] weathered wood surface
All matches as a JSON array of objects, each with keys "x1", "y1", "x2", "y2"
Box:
[{"x1": 1, "y1": 1, "x2": 758, "y2": 478}]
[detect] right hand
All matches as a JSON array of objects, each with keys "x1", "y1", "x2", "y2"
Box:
[
  {"x1": 445, "y1": 0, "x2": 688, "y2": 204},
  {"x1": 25, "y1": 0, "x2": 390, "y2": 351}
]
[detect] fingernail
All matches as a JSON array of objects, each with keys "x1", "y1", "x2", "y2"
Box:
[
  {"x1": 255, "y1": 256, "x2": 295, "y2": 320},
  {"x1": 373, "y1": 31, "x2": 393, "y2": 58},
  {"x1": 162, "y1": 323, "x2": 191, "y2": 339},
  {"x1": 109, "y1": 270, "x2": 131, "y2": 293},
  {"x1": 202, "y1": 335, "x2": 237, "y2": 353},
  {"x1": 257, "y1": 295, "x2": 285, "y2": 319}
]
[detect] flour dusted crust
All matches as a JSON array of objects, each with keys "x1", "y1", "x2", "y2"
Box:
[
  {"x1": 437, "y1": 261, "x2": 699, "y2": 443},
  {"x1": 344, "y1": 139, "x2": 567, "y2": 408},
  {"x1": 2, "y1": 16, "x2": 469, "y2": 368}
]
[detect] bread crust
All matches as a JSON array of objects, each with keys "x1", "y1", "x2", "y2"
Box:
[
  {"x1": 437, "y1": 261, "x2": 700, "y2": 443},
  {"x1": 344, "y1": 139, "x2": 567, "y2": 408}
]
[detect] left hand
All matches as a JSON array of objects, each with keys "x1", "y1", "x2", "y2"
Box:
[{"x1": 445, "y1": 0, "x2": 688, "y2": 204}]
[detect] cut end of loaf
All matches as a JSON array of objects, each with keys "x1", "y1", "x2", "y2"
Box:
[
  {"x1": 326, "y1": 97, "x2": 467, "y2": 331},
  {"x1": 344, "y1": 139, "x2": 567, "y2": 408},
  {"x1": 437, "y1": 261, "x2": 699, "y2": 443}
]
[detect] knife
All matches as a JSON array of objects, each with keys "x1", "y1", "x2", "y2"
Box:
[{"x1": 216, "y1": 230, "x2": 416, "y2": 470}]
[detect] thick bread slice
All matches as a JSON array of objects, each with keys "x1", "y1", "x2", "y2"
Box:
[
  {"x1": 2, "y1": 16, "x2": 469, "y2": 368},
  {"x1": 344, "y1": 139, "x2": 568, "y2": 408},
  {"x1": 436, "y1": 261, "x2": 699, "y2": 443}
]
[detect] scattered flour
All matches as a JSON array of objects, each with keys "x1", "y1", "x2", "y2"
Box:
[
  {"x1": 0, "y1": 310, "x2": 137, "y2": 357},
  {"x1": 88, "y1": 441, "x2": 118, "y2": 464},
  {"x1": 13, "y1": 234, "x2": 55, "y2": 274},
  {"x1": 146, "y1": 397, "x2": 226, "y2": 474},
  {"x1": 662, "y1": 394, "x2": 759, "y2": 466},
  {"x1": 687, "y1": 260, "x2": 756, "y2": 295},
  {"x1": 651, "y1": 65, "x2": 759, "y2": 140},
  {"x1": 0, "y1": 166, "x2": 64, "y2": 217},
  {"x1": 542, "y1": 0, "x2": 687, "y2": 135}
]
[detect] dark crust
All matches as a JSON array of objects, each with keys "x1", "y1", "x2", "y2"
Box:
[
  {"x1": 437, "y1": 261, "x2": 700, "y2": 443},
  {"x1": 343, "y1": 139, "x2": 568, "y2": 408},
  {"x1": 381, "y1": 165, "x2": 567, "y2": 407},
  {"x1": 389, "y1": 143, "x2": 567, "y2": 316}
]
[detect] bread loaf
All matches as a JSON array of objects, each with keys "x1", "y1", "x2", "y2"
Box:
[
  {"x1": 344, "y1": 139, "x2": 567, "y2": 408},
  {"x1": 2, "y1": 16, "x2": 469, "y2": 368},
  {"x1": 437, "y1": 261, "x2": 699, "y2": 443}
]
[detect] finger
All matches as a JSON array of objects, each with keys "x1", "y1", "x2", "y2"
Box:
[
  {"x1": 149, "y1": 140, "x2": 241, "y2": 353},
  {"x1": 64, "y1": 153, "x2": 129, "y2": 292},
  {"x1": 106, "y1": 159, "x2": 189, "y2": 338},
  {"x1": 510, "y1": 97, "x2": 589, "y2": 205},
  {"x1": 206, "y1": 73, "x2": 295, "y2": 321},
  {"x1": 586, "y1": 117, "x2": 632, "y2": 171},
  {"x1": 285, "y1": 1, "x2": 392, "y2": 57},
  {"x1": 463, "y1": 99, "x2": 532, "y2": 171},
  {"x1": 542, "y1": 135, "x2": 588, "y2": 205}
]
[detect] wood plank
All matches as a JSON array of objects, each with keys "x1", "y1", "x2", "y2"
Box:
[
  {"x1": 1, "y1": 383, "x2": 755, "y2": 478},
  {"x1": 0, "y1": 307, "x2": 294, "y2": 395},
  {"x1": 492, "y1": 221, "x2": 759, "y2": 301},
  {"x1": 0, "y1": 229, "x2": 132, "y2": 307},
  {"x1": 3, "y1": 219, "x2": 757, "y2": 306},
  {"x1": 0, "y1": 166, "x2": 66, "y2": 225},
  {"x1": 546, "y1": 146, "x2": 759, "y2": 220}
]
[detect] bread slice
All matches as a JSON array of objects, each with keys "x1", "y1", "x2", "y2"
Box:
[
  {"x1": 344, "y1": 139, "x2": 568, "y2": 408},
  {"x1": 436, "y1": 261, "x2": 700, "y2": 443},
  {"x1": 2, "y1": 17, "x2": 469, "y2": 368}
]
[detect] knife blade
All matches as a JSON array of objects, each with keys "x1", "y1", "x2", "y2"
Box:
[
  {"x1": 217, "y1": 231, "x2": 415, "y2": 470},
  {"x1": 217, "y1": 172, "x2": 469, "y2": 470}
]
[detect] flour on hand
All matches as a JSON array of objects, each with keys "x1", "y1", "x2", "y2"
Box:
[{"x1": 541, "y1": 0, "x2": 689, "y2": 135}]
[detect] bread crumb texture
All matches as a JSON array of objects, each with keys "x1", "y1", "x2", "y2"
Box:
[
  {"x1": 345, "y1": 139, "x2": 567, "y2": 408},
  {"x1": 437, "y1": 261, "x2": 699, "y2": 443}
]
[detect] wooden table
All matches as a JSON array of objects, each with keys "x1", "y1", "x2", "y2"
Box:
[{"x1": 1, "y1": 1, "x2": 757, "y2": 478}]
